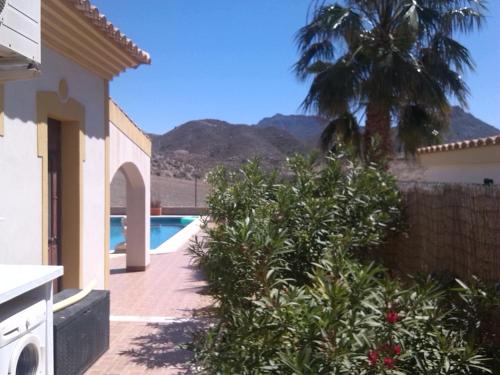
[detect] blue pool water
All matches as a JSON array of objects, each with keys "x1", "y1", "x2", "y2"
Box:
[{"x1": 110, "y1": 216, "x2": 195, "y2": 252}]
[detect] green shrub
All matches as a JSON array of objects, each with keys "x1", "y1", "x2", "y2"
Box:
[
  {"x1": 191, "y1": 153, "x2": 402, "y2": 310},
  {"x1": 194, "y1": 258, "x2": 492, "y2": 374},
  {"x1": 190, "y1": 152, "x2": 495, "y2": 374}
]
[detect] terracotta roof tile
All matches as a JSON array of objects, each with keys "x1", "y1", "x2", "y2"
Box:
[
  {"x1": 417, "y1": 135, "x2": 500, "y2": 155},
  {"x1": 65, "y1": 0, "x2": 151, "y2": 65}
]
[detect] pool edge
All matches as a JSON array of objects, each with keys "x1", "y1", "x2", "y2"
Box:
[
  {"x1": 109, "y1": 216, "x2": 201, "y2": 256},
  {"x1": 151, "y1": 218, "x2": 202, "y2": 255}
]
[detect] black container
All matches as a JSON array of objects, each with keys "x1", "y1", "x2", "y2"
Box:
[{"x1": 53, "y1": 289, "x2": 110, "y2": 375}]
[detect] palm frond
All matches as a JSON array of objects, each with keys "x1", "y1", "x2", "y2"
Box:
[
  {"x1": 294, "y1": 40, "x2": 334, "y2": 80},
  {"x1": 422, "y1": 56, "x2": 470, "y2": 107},
  {"x1": 431, "y1": 34, "x2": 475, "y2": 72},
  {"x1": 441, "y1": 6, "x2": 486, "y2": 34},
  {"x1": 296, "y1": 4, "x2": 353, "y2": 49},
  {"x1": 320, "y1": 112, "x2": 361, "y2": 153},
  {"x1": 302, "y1": 57, "x2": 362, "y2": 116},
  {"x1": 295, "y1": 4, "x2": 364, "y2": 80},
  {"x1": 397, "y1": 104, "x2": 450, "y2": 156}
]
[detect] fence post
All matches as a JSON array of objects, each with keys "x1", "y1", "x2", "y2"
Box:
[{"x1": 194, "y1": 176, "x2": 198, "y2": 208}]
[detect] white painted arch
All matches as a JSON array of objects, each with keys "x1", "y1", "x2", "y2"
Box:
[{"x1": 109, "y1": 121, "x2": 151, "y2": 271}]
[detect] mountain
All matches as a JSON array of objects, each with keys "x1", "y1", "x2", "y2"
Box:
[
  {"x1": 150, "y1": 119, "x2": 307, "y2": 179},
  {"x1": 256, "y1": 114, "x2": 328, "y2": 146},
  {"x1": 150, "y1": 107, "x2": 499, "y2": 179},
  {"x1": 256, "y1": 107, "x2": 499, "y2": 147},
  {"x1": 443, "y1": 106, "x2": 499, "y2": 142}
]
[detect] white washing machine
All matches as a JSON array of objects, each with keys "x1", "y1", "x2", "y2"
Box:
[{"x1": 0, "y1": 300, "x2": 46, "y2": 375}]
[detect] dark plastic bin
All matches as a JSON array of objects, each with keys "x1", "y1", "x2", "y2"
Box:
[{"x1": 53, "y1": 289, "x2": 110, "y2": 375}]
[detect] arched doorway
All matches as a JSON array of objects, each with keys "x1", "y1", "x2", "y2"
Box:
[{"x1": 110, "y1": 162, "x2": 150, "y2": 272}]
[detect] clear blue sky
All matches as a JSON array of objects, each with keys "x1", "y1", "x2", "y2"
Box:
[{"x1": 92, "y1": 1, "x2": 500, "y2": 134}]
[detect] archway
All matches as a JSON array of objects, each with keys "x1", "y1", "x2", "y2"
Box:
[{"x1": 110, "y1": 162, "x2": 150, "y2": 272}]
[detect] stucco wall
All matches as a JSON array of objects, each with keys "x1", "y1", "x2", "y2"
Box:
[
  {"x1": 418, "y1": 145, "x2": 500, "y2": 185},
  {"x1": 109, "y1": 121, "x2": 151, "y2": 262},
  {"x1": 0, "y1": 45, "x2": 107, "y2": 287},
  {"x1": 109, "y1": 123, "x2": 151, "y2": 182}
]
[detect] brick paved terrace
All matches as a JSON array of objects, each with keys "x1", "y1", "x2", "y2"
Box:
[{"x1": 86, "y1": 235, "x2": 212, "y2": 375}]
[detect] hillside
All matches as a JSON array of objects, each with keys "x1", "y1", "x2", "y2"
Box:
[
  {"x1": 256, "y1": 114, "x2": 328, "y2": 147},
  {"x1": 149, "y1": 107, "x2": 499, "y2": 180},
  {"x1": 111, "y1": 170, "x2": 211, "y2": 208},
  {"x1": 110, "y1": 108, "x2": 499, "y2": 207},
  {"x1": 150, "y1": 119, "x2": 307, "y2": 178},
  {"x1": 444, "y1": 106, "x2": 499, "y2": 142},
  {"x1": 257, "y1": 107, "x2": 499, "y2": 148}
]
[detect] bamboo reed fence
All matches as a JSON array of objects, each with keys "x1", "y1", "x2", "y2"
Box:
[{"x1": 380, "y1": 182, "x2": 500, "y2": 282}]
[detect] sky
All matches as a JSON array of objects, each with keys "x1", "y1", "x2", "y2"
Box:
[{"x1": 92, "y1": 1, "x2": 500, "y2": 134}]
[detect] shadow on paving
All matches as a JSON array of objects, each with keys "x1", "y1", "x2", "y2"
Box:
[
  {"x1": 182, "y1": 264, "x2": 206, "y2": 282},
  {"x1": 119, "y1": 319, "x2": 208, "y2": 372},
  {"x1": 110, "y1": 267, "x2": 127, "y2": 275}
]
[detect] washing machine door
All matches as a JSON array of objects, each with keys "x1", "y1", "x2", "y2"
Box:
[{"x1": 9, "y1": 334, "x2": 43, "y2": 375}]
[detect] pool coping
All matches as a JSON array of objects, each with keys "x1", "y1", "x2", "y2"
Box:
[
  {"x1": 151, "y1": 216, "x2": 201, "y2": 255},
  {"x1": 109, "y1": 215, "x2": 202, "y2": 256}
]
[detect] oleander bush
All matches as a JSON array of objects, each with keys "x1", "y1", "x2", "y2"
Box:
[
  {"x1": 191, "y1": 153, "x2": 401, "y2": 311},
  {"x1": 190, "y1": 152, "x2": 496, "y2": 374}
]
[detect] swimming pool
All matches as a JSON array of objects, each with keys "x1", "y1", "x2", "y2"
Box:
[{"x1": 110, "y1": 216, "x2": 196, "y2": 252}]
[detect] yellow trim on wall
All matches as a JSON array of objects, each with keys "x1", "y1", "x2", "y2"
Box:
[
  {"x1": 104, "y1": 81, "x2": 111, "y2": 289},
  {"x1": 37, "y1": 91, "x2": 85, "y2": 289},
  {"x1": 37, "y1": 93, "x2": 86, "y2": 158},
  {"x1": 0, "y1": 85, "x2": 4, "y2": 137},
  {"x1": 109, "y1": 99, "x2": 152, "y2": 157}
]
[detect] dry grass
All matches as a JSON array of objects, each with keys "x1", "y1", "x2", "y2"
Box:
[
  {"x1": 111, "y1": 171, "x2": 210, "y2": 208},
  {"x1": 111, "y1": 160, "x2": 423, "y2": 208}
]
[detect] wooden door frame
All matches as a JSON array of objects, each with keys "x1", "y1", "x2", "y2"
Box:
[
  {"x1": 48, "y1": 119, "x2": 62, "y2": 268},
  {"x1": 37, "y1": 91, "x2": 85, "y2": 289}
]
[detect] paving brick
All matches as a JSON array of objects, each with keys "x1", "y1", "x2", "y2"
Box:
[{"x1": 85, "y1": 238, "x2": 211, "y2": 374}]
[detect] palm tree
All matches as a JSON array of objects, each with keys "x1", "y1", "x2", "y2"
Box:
[{"x1": 295, "y1": 0, "x2": 486, "y2": 160}]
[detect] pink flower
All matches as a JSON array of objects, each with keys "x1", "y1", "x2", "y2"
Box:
[
  {"x1": 368, "y1": 350, "x2": 379, "y2": 366},
  {"x1": 384, "y1": 357, "x2": 395, "y2": 369},
  {"x1": 393, "y1": 344, "x2": 402, "y2": 356},
  {"x1": 386, "y1": 310, "x2": 399, "y2": 324}
]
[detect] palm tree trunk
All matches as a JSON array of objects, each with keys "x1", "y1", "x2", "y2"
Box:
[{"x1": 364, "y1": 101, "x2": 392, "y2": 162}]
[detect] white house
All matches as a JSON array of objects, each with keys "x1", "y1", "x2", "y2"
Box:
[
  {"x1": 417, "y1": 135, "x2": 500, "y2": 185},
  {"x1": 0, "y1": 0, "x2": 152, "y2": 290}
]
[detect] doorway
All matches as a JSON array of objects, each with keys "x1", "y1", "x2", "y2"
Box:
[
  {"x1": 46, "y1": 116, "x2": 82, "y2": 289},
  {"x1": 38, "y1": 91, "x2": 84, "y2": 289},
  {"x1": 48, "y1": 118, "x2": 62, "y2": 290}
]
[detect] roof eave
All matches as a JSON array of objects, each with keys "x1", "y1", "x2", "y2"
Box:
[
  {"x1": 42, "y1": 0, "x2": 151, "y2": 80},
  {"x1": 417, "y1": 135, "x2": 500, "y2": 155},
  {"x1": 65, "y1": 0, "x2": 151, "y2": 66}
]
